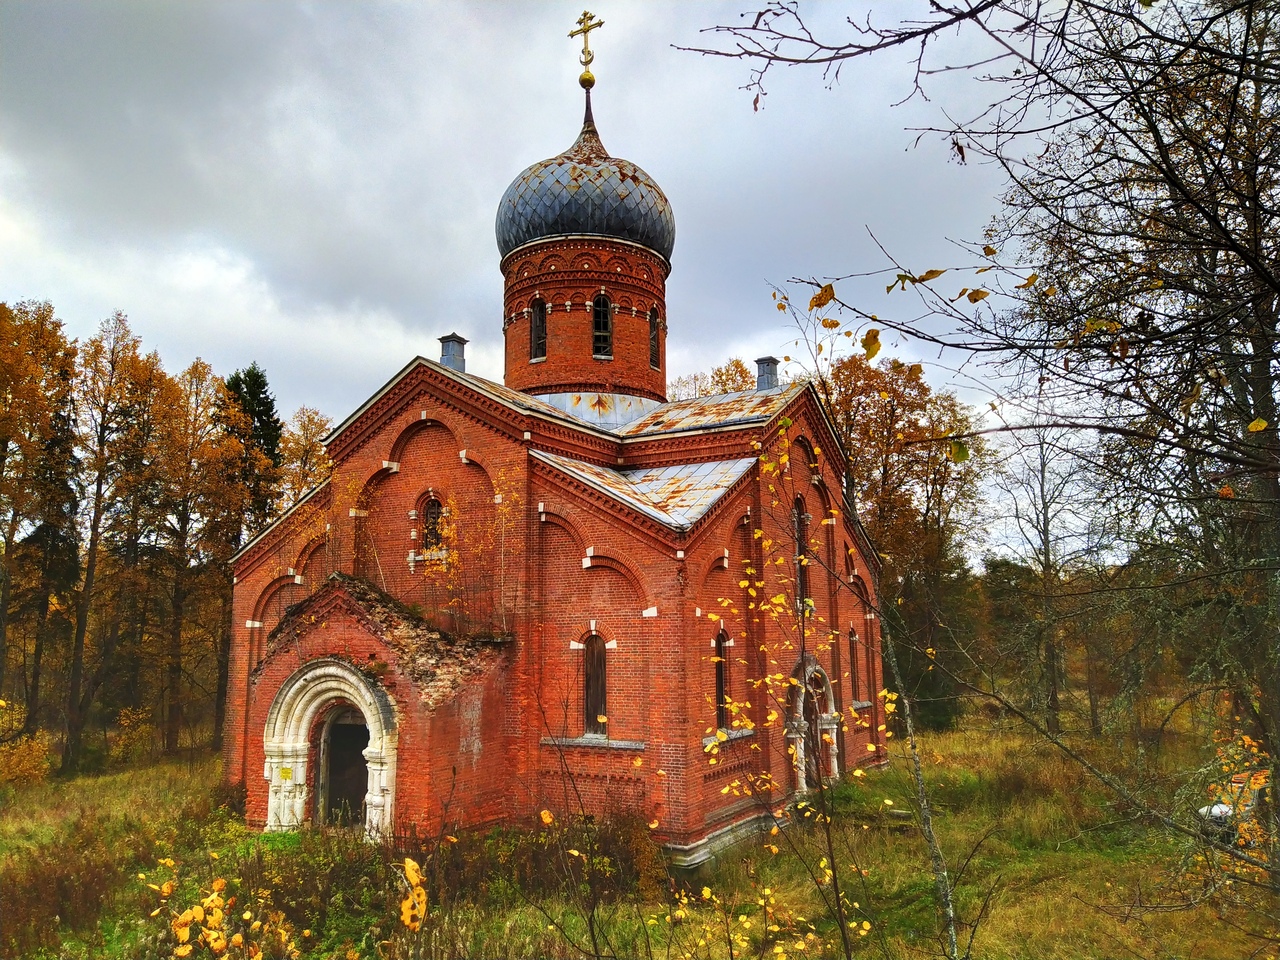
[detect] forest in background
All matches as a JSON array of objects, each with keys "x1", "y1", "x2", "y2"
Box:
[{"x1": 0, "y1": 303, "x2": 332, "y2": 773}]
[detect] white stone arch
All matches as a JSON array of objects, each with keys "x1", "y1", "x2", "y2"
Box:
[
  {"x1": 263, "y1": 657, "x2": 398, "y2": 835},
  {"x1": 786, "y1": 656, "x2": 839, "y2": 791}
]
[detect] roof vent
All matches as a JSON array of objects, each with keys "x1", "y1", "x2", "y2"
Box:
[
  {"x1": 755, "y1": 356, "x2": 779, "y2": 391},
  {"x1": 439, "y1": 333, "x2": 468, "y2": 373}
]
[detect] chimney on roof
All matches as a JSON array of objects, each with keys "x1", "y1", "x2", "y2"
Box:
[
  {"x1": 755, "y1": 356, "x2": 779, "y2": 391},
  {"x1": 439, "y1": 333, "x2": 468, "y2": 372}
]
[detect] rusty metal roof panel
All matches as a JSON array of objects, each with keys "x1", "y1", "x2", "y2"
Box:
[
  {"x1": 533, "y1": 391, "x2": 663, "y2": 430},
  {"x1": 614, "y1": 384, "x2": 803, "y2": 437},
  {"x1": 533, "y1": 450, "x2": 755, "y2": 530}
]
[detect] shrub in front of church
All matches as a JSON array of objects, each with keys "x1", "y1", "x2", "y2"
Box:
[{"x1": 418, "y1": 812, "x2": 668, "y2": 907}]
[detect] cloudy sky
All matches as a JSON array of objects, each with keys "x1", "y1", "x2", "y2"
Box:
[{"x1": 0, "y1": 1, "x2": 1006, "y2": 419}]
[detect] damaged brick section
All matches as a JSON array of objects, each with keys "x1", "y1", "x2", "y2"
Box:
[{"x1": 261, "y1": 572, "x2": 512, "y2": 708}]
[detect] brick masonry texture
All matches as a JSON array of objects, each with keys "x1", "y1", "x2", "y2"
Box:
[{"x1": 501, "y1": 237, "x2": 669, "y2": 401}]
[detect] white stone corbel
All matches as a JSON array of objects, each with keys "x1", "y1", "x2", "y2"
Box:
[{"x1": 641, "y1": 606, "x2": 658, "y2": 618}]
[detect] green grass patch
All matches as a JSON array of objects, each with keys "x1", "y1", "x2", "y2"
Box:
[{"x1": 4, "y1": 730, "x2": 1276, "y2": 959}]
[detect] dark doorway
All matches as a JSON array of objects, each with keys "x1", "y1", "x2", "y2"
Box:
[{"x1": 324, "y1": 715, "x2": 369, "y2": 826}]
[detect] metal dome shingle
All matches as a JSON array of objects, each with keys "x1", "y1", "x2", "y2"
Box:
[{"x1": 496, "y1": 98, "x2": 675, "y2": 262}]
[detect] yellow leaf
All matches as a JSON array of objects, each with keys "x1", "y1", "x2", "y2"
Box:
[
  {"x1": 1014, "y1": 273, "x2": 1038, "y2": 289},
  {"x1": 596, "y1": 714, "x2": 608, "y2": 724},
  {"x1": 175, "y1": 946, "x2": 193, "y2": 959},
  {"x1": 1248, "y1": 417, "x2": 1268, "y2": 432},
  {"x1": 861, "y1": 328, "x2": 881, "y2": 360},
  {"x1": 540, "y1": 809, "x2": 555, "y2": 826},
  {"x1": 983, "y1": 245, "x2": 998, "y2": 257},
  {"x1": 949, "y1": 439, "x2": 970, "y2": 463},
  {"x1": 808, "y1": 283, "x2": 835, "y2": 311},
  {"x1": 966, "y1": 289, "x2": 990, "y2": 304},
  {"x1": 632, "y1": 756, "x2": 643, "y2": 767},
  {"x1": 916, "y1": 268, "x2": 946, "y2": 282},
  {"x1": 776, "y1": 302, "x2": 787, "y2": 311},
  {"x1": 648, "y1": 818, "x2": 660, "y2": 829},
  {"x1": 404, "y1": 857, "x2": 423, "y2": 887}
]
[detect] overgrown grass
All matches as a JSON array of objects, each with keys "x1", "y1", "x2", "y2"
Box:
[{"x1": 3, "y1": 729, "x2": 1274, "y2": 959}]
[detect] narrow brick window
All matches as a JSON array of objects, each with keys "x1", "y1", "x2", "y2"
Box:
[
  {"x1": 649, "y1": 307, "x2": 660, "y2": 368},
  {"x1": 584, "y1": 634, "x2": 607, "y2": 735},
  {"x1": 530, "y1": 298, "x2": 547, "y2": 361},
  {"x1": 422, "y1": 498, "x2": 443, "y2": 549},
  {"x1": 593, "y1": 295, "x2": 612, "y2": 358},
  {"x1": 848, "y1": 628, "x2": 860, "y2": 702},
  {"x1": 793, "y1": 496, "x2": 810, "y2": 610},
  {"x1": 714, "y1": 628, "x2": 729, "y2": 730}
]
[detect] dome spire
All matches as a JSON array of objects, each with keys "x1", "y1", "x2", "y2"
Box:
[{"x1": 569, "y1": 10, "x2": 604, "y2": 90}]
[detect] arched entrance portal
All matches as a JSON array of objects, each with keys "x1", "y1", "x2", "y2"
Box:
[
  {"x1": 263, "y1": 657, "x2": 398, "y2": 835},
  {"x1": 318, "y1": 706, "x2": 370, "y2": 825},
  {"x1": 787, "y1": 657, "x2": 839, "y2": 791}
]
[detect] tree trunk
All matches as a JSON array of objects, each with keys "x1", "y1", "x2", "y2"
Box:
[
  {"x1": 165, "y1": 563, "x2": 187, "y2": 754},
  {"x1": 1085, "y1": 643, "x2": 1101, "y2": 737},
  {"x1": 212, "y1": 576, "x2": 233, "y2": 751},
  {"x1": 22, "y1": 590, "x2": 50, "y2": 735},
  {"x1": 62, "y1": 468, "x2": 106, "y2": 774}
]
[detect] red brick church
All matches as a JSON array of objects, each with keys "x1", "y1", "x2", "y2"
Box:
[{"x1": 222, "y1": 27, "x2": 884, "y2": 865}]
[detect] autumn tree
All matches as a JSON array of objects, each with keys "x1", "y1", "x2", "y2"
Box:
[
  {"x1": 63, "y1": 314, "x2": 161, "y2": 771},
  {"x1": 157, "y1": 360, "x2": 248, "y2": 753},
  {"x1": 820, "y1": 351, "x2": 985, "y2": 728},
  {"x1": 667, "y1": 357, "x2": 756, "y2": 399},
  {"x1": 277, "y1": 405, "x2": 333, "y2": 506}
]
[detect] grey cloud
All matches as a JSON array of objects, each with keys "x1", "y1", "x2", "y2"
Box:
[{"x1": 0, "y1": 0, "x2": 1005, "y2": 415}]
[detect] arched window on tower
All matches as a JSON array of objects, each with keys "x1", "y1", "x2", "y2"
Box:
[
  {"x1": 649, "y1": 307, "x2": 661, "y2": 368},
  {"x1": 530, "y1": 298, "x2": 547, "y2": 361},
  {"x1": 584, "y1": 634, "x2": 607, "y2": 735},
  {"x1": 714, "y1": 628, "x2": 730, "y2": 730},
  {"x1": 793, "y1": 496, "x2": 811, "y2": 612},
  {"x1": 593, "y1": 295, "x2": 613, "y2": 358}
]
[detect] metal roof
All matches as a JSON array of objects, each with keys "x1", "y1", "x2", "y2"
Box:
[
  {"x1": 533, "y1": 450, "x2": 755, "y2": 530},
  {"x1": 614, "y1": 385, "x2": 803, "y2": 437}
]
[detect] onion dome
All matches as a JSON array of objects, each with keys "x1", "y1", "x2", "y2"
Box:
[{"x1": 495, "y1": 93, "x2": 675, "y2": 263}]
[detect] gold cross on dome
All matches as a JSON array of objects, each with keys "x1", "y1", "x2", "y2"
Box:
[{"x1": 569, "y1": 10, "x2": 604, "y2": 71}]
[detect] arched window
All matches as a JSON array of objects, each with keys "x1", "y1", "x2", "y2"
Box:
[
  {"x1": 649, "y1": 307, "x2": 661, "y2": 368},
  {"x1": 848, "y1": 628, "x2": 861, "y2": 702},
  {"x1": 793, "y1": 496, "x2": 810, "y2": 611},
  {"x1": 714, "y1": 628, "x2": 729, "y2": 730},
  {"x1": 592, "y1": 295, "x2": 612, "y2": 358},
  {"x1": 530, "y1": 298, "x2": 547, "y2": 361},
  {"x1": 584, "y1": 634, "x2": 607, "y2": 735},
  {"x1": 421, "y1": 498, "x2": 443, "y2": 549}
]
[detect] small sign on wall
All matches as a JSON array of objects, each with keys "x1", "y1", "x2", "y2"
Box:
[{"x1": 279, "y1": 767, "x2": 293, "y2": 782}]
